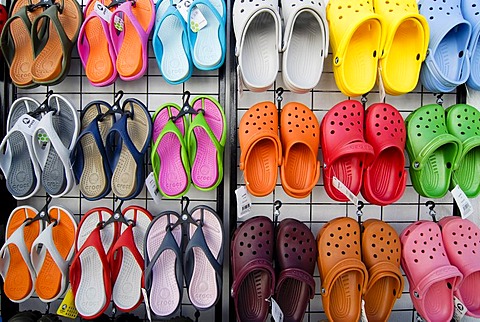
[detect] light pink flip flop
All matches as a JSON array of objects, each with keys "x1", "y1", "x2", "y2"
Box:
[
  {"x1": 439, "y1": 216, "x2": 480, "y2": 318},
  {"x1": 400, "y1": 220, "x2": 463, "y2": 322}
]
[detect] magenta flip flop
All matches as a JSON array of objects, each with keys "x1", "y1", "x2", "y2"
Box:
[
  {"x1": 186, "y1": 96, "x2": 226, "y2": 191},
  {"x1": 439, "y1": 216, "x2": 480, "y2": 318},
  {"x1": 151, "y1": 103, "x2": 190, "y2": 198},
  {"x1": 400, "y1": 221, "x2": 463, "y2": 322}
]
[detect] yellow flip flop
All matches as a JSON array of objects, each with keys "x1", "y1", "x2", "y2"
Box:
[
  {"x1": 375, "y1": 0, "x2": 429, "y2": 95},
  {"x1": 327, "y1": 0, "x2": 384, "y2": 97}
]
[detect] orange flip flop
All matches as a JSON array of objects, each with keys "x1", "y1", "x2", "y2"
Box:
[
  {"x1": 30, "y1": 206, "x2": 77, "y2": 302},
  {"x1": 280, "y1": 102, "x2": 320, "y2": 198},
  {"x1": 0, "y1": 206, "x2": 41, "y2": 303},
  {"x1": 239, "y1": 102, "x2": 282, "y2": 197},
  {"x1": 0, "y1": 0, "x2": 43, "y2": 88},
  {"x1": 362, "y1": 219, "x2": 404, "y2": 322},
  {"x1": 317, "y1": 217, "x2": 368, "y2": 322}
]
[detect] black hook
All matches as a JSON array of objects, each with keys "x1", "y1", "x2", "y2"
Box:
[
  {"x1": 361, "y1": 93, "x2": 369, "y2": 106},
  {"x1": 436, "y1": 93, "x2": 444, "y2": 106},
  {"x1": 171, "y1": 91, "x2": 199, "y2": 122},
  {"x1": 99, "y1": 91, "x2": 132, "y2": 121},
  {"x1": 425, "y1": 200, "x2": 437, "y2": 223},
  {"x1": 276, "y1": 87, "x2": 284, "y2": 102},
  {"x1": 101, "y1": 198, "x2": 132, "y2": 227},
  {"x1": 169, "y1": 196, "x2": 202, "y2": 231},
  {"x1": 25, "y1": 194, "x2": 56, "y2": 227},
  {"x1": 356, "y1": 201, "x2": 364, "y2": 224},
  {"x1": 274, "y1": 200, "x2": 282, "y2": 215},
  {"x1": 45, "y1": 303, "x2": 50, "y2": 314},
  {"x1": 28, "y1": 90, "x2": 55, "y2": 118}
]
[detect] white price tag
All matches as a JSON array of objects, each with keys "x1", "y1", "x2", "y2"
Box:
[
  {"x1": 15, "y1": 114, "x2": 38, "y2": 136},
  {"x1": 451, "y1": 185, "x2": 474, "y2": 219},
  {"x1": 141, "y1": 288, "x2": 152, "y2": 322},
  {"x1": 235, "y1": 186, "x2": 252, "y2": 218},
  {"x1": 113, "y1": 15, "x2": 124, "y2": 31},
  {"x1": 360, "y1": 300, "x2": 369, "y2": 322},
  {"x1": 453, "y1": 296, "x2": 467, "y2": 321},
  {"x1": 271, "y1": 298, "x2": 284, "y2": 322},
  {"x1": 93, "y1": 1, "x2": 112, "y2": 22},
  {"x1": 145, "y1": 172, "x2": 162, "y2": 205},
  {"x1": 378, "y1": 66, "x2": 386, "y2": 102},
  {"x1": 332, "y1": 176, "x2": 359, "y2": 207},
  {"x1": 176, "y1": 0, "x2": 207, "y2": 32}
]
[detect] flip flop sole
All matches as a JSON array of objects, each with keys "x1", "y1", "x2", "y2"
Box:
[
  {"x1": 192, "y1": 4, "x2": 222, "y2": 69},
  {"x1": 84, "y1": 16, "x2": 115, "y2": 84}
]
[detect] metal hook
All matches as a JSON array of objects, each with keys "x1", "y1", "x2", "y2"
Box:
[
  {"x1": 181, "y1": 196, "x2": 190, "y2": 216},
  {"x1": 112, "y1": 90, "x2": 124, "y2": 111},
  {"x1": 356, "y1": 200, "x2": 364, "y2": 223},
  {"x1": 361, "y1": 93, "x2": 369, "y2": 105},
  {"x1": 274, "y1": 200, "x2": 282, "y2": 217},
  {"x1": 425, "y1": 200, "x2": 437, "y2": 222},
  {"x1": 25, "y1": 194, "x2": 55, "y2": 226},
  {"x1": 436, "y1": 93, "x2": 444, "y2": 106},
  {"x1": 276, "y1": 87, "x2": 284, "y2": 102},
  {"x1": 182, "y1": 91, "x2": 191, "y2": 105}
]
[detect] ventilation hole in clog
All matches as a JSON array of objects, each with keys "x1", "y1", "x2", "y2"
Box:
[
  {"x1": 414, "y1": 259, "x2": 418, "y2": 263},
  {"x1": 258, "y1": 243, "x2": 263, "y2": 248},
  {"x1": 421, "y1": 250, "x2": 425, "y2": 253},
  {"x1": 239, "y1": 251, "x2": 243, "y2": 256},
  {"x1": 412, "y1": 249, "x2": 416, "y2": 253},
  {"x1": 354, "y1": 230, "x2": 357, "y2": 235},
  {"x1": 252, "y1": 250, "x2": 257, "y2": 255},
  {"x1": 266, "y1": 250, "x2": 270, "y2": 255},
  {"x1": 285, "y1": 253, "x2": 289, "y2": 258},
  {"x1": 335, "y1": 243, "x2": 339, "y2": 248},
  {"x1": 244, "y1": 232, "x2": 248, "y2": 237},
  {"x1": 459, "y1": 51, "x2": 465, "y2": 58},
  {"x1": 342, "y1": 251, "x2": 346, "y2": 255},
  {"x1": 446, "y1": 162, "x2": 452, "y2": 168},
  {"x1": 247, "y1": 243, "x2": 251, "y2": 248},
  {"x1": 327, "y1": 252, "x2": 331, "y2": 256}
]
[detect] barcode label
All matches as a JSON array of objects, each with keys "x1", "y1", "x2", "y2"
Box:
[
  {"x1": 145, "y1": 172, "x2": 162, "y2": 205},
  {"x1": 451, "y1": 185, "x2": 474, "y2": 219},
  {"x1": 453, "y1": 296, "x2": 467, "y2": 321},
  {"x1": 332, "y1": 176, "x2": 359, "y2": 207},
  {"x1": 235, "y1": 186, "x2": 252, "y2": 218}
]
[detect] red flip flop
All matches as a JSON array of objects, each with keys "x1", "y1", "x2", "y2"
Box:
[
  {"x1": 320, "y1": 100, "x2": 374, "y2": 201},
  {"x1": 362, "y1": 103, "x2": 407, "y2": 206}
]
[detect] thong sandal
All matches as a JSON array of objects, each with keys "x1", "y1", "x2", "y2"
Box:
[
  {"x1": 0, "y1": 206, "x2": 41, "y2": 303},
  {"x1": 317, "y1": 217, "x2": 367, "y2": 322},
  {"x1": 400, "y1": 221, "x2": 463, "y2": 322},
  {"x1": 375, "y1": 0, "x2": 429, "y2": 95},
  {"x1": 239, "y1": 102, "x2": 282, "y2": 197},
  {"x1": 362, "y1": 219, "x2": 404, "y2": 322},
  {"x1": 326, "y1": 0, "x2": 384, "y2": 97},
  {"x1": 445, "y1": 104, "x2": 480, "y2": 197},
  {"x1": 30, "y1": 0, "x2": 82, "y2": 85},
  {"x1": 405, "y1": 104, "x2": 461, "y2": 198}
]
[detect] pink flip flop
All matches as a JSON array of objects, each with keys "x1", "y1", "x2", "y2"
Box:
[
  {"x1": 186, "y1": 96, "x2": 226, "y2": 191},
  {"x1": 400, "y1": 221, "x2": 463, "y2": 322},
  {"x1": 151, "y1": 103, "x2": 190, "y2": 198},
  {"x1": 439, "y1": 216, "x2": 480, "y2": 318}
]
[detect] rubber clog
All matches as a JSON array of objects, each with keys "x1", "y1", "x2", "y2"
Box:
[
  {"x1": 326, "y1": 0, "x2": 384, "y2": 97},
  {"x1": 445, "y1": 104, "x2": 480, "y2": 197},
  {"x1": 239, "y1": 102, "x2": 281, "y2": 197},
  {"x1": 462, "y1": 0, "x2": 480, "y2": 90},
  {"x1": 405, "y1": 104, "x2": 461, "y2": 198},
  {"x1": 280, "y1": 102, "x2": 320, "y2": 198},
  {"x1": 320, "y1": 100, "x2": 374, "y2": 202},
  {"x1": 362, "y1": 103, "x2": 407, "y2": 206}
]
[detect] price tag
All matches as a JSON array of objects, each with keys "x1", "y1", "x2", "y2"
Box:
[
  {"x1": 176, "y1": 0, "x2": 207, "y2": 32},
  {"x1": 453, "y1": 296, "x2": 467, "y2": 321},
  {"x1": 15, "y1": 114, "x2": 38, "y2": 136},
  {"x1": 378, "y1": 66, "x2": 386, "y2": 102},
  {"x1": 451, "y1": 185, "x2": 474, "y2": 219},
  {"x1": 114, "y1": 15, "x2": 124, "y2": 31},
  {"x1": 93, "y1": 1, "x2": 112, "y2": 22},
  {"x1": 145, "y1": 172, "x2": 162, "y2": 205},
  {"x1": 332, "y1": 176, "x2": 359, "y2": 207},
  {"x1": 56, "y1": 288, "x2": 78, "y2": 319},
  {"x1": 235, "y1": 186, "x2": 252, "y2": 218},
  {"x1": 141, "y1": 288, "x2": 152, "y2": 322},
  {"x1": 271, "y1": 298, "x2": 284, "y2": 322},
  {"x1": 360, "y1": 300, "x2": 369, "y2": 322}
]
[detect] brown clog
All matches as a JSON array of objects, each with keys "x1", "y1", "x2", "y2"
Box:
[
  {"x1": 362, "y1": 219, "x2": 404, "y2": 322},
  {"x1": 317, "y1": 217, "x2": 368, "y2": 322},
  {"x1": 275, "y1": 218, "x2": 317, "y2": 322},
  {"x1": 239, "y1": 102, "x2": 282, "y2": 197},
  {"x1": 231, "y1": 216, "x2": 275, "y2": 322}
]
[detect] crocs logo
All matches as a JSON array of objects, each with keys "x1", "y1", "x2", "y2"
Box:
[
  {"x1": 84, "y1": 184, "x2": 101, "y2": 192},
  {"x1": 155, "y1": 300, "x2": 175, "y2": 306},
  {"x1": 11, "y1": 182, "x2": 29, "y2": 191},
  {"x1": 194, "y1": 293, "x2": 213, "y2": 299},
  {"x1": 196, "y1": 175, "x2": 211, "y2": 182},
  {"x1": 165, "y1": 182, "x2": 183, "y2": 188},
  {"x1": 81, "y1": 301, "x2": 98, "y2": 308}
]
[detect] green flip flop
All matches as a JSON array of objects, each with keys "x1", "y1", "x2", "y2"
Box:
[
  {"x1": 151, "y1": 103, "x2": 191, "y2": 198},
  {"x1": 446, "y1": 104, "x2": 480, "y2": 197},
  {"x1": 406, "y1": 104, "x2": 462, "y2": 198}
]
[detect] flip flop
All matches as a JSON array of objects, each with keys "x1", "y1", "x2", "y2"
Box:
[
  {"x1": 187, "y1": 0, "x2": 226, "y2": 70},
  {"x1": 320, "y1": 100, "x2": 374, "y2": 202},
  {"x1": 71, "y1": 101, "x2": 115, "y2": 201},
  {"x1": 151, "y1": 103, "x2": 190, "y2": 198},
  {"x1": 405, "y1": 104, "x2": 461, "y2": 198},
  {"x1": 0, "y1": 0, "x2": 43, "y2": 88},
  {"x1": 445, "y1": 104, "x2": 480, "y2": 197},
  {"x1": 77, "y1": 0, "x2": 117, "y2": 86},
  {"x1": 30, "y1": 206, "x2": 77, "y2": 303},
  {"x1": 107, "y1": 98, "x2": 152, "y2": 200},
  {"x1": 30, "y1": 0, "x2": 82, "y2": 85},
  {"x1": 231, "y1": 216, "x2": 275, "y2": 322},
  {"x1": 239, "y1": 102, "x2": 281, "y2": 197},
  {"x1": 362, "y1": 103, "x2": 407, "y2": 206},
  {"x1": 109, "y1": 206, "x2": 152, "y2": 312},
  {"x1": 462, "y1": 0, "x2": 480, "y2": 90},
  {"x1": 362, "y1": 219, "x2": 404, "y2": 322},
  {"x1": 326, "y1": 0, "x2": 384, "y2": 97},
  {"x1": 275, "y1": 219, "x2": 316, "y2": 322},
  {"x1": 32, "y1": 94, "x2": 79, "y2": 198},
  {"x1": 281, "y1": 0, "x2": 328, "y2": 93},
  {"x1": 419, "y1": 0, "x2": 471, "y2": 93},
  {"x1": 187, "y1": 96, "x2": 226, "y2": 191},
  {"x1": 439, "y1": 216, "x2": 480, "y2": 318},
  {"x1": 184, "y1": 205, "x2": 223, "y2": 310},
  {"x1": 0, "y1": 97, "x2": 42, "y2": 200},
  {"x1": 69, "y1": 208, "x2": 116, "y2": 319},
  {"x1": 233, "y1": 0, "x2": 281, "y2": 92},
  {"x1": 0, "y1": 206, "x2": 41, "y2": 303},
  {"x1": 400, "y1": 221, "x2": 463, "y2": 322},
  {"x1": 153, "y1": 3, "x2": 192, "y2": 85},
  {"x1": 144, "y1": 211, "x2": 183, "y2": 318},
  {"x1": 317, "y1": 217, "x2": 367, "y2": 322},
  {"x1": 279, "y1": 102, "x2": 320, "y2": 198},
  {"x1": 109, "y1": 0, "x2": 154, "y2": 81},
  {"x1": 374, "y1": 0, "x2": 429, "y2": 95}
]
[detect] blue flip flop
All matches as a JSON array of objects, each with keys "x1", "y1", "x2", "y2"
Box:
[
  {"x1": 187, "y1": 0, "x2": 226, "y2": 70},
  {"x1": 419, "y1": 0, "x2": 471, "y2": 93},
  {"x1": 461, "y1": 0, "x2": 480, "y2": 90}
]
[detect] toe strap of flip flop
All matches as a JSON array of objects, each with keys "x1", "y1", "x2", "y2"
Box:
[
  {"x1": 366, "y1": 261, "x2": 404, "y2": 298},
  {"x1": 321, "y1": 258, "x2": 368, "y2": 296},
  {"x1": 276, "y1": 268, "x2": 315, "y2": 299},
  {"x1": 411, "y1": 265, "x2": 462, "y2": 300}
]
